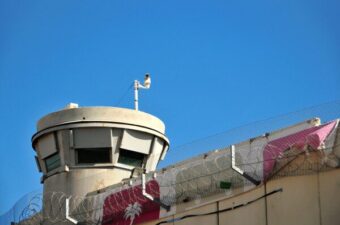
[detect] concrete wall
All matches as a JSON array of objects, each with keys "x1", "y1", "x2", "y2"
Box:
[{"x1": 142, "y1": 168, "x2": 340, "y2": 225}]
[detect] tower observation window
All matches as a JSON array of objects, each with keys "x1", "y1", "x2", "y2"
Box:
[
  {"x1": 118, "y1": 149, "x2": 145, "y2": 167},
  {"x1": 45, "y1": 153, "x2": 61, "y2": 172},
  {"x1": 76, "y1": 148, "x2": 111, "y2": 164}
]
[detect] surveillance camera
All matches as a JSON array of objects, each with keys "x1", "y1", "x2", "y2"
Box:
[{"x1": 144, "y1": 73, "x2": 151, "y2": 89}]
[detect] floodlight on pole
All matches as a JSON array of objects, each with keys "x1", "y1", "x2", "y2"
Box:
[{"x1": 134, "y1": 73, "x2": 151, "y2": 111}]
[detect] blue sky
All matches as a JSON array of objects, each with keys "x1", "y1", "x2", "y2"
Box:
[{"x1": 0, "y1": 0, "x2": 339, "y2": 215}]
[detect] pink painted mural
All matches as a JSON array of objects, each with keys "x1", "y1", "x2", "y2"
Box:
[
  {"x1": 102, "y1": 180, "x2": 160, "y2": 225},
  {"x1": 263, "y1": 120, "x2": 337, "y2": 179}
]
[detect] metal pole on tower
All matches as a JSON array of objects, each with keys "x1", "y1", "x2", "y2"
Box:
[
  {"x1": 134, "y1": 80, "x2": 139, "y2": 111},
  {"x1": 133, "y1": 74, "x2": 151, "y2": 111}
]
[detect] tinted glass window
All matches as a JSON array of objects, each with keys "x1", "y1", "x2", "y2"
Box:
[
  {"x1": 118, "y1": 149, "x2": 145, "y2": 167},
  {"x1": 77, "y1": 148, "x2": 111, "y2": 164},
  {"x1": 45, "y1": 153, "x2": 61, "y2": 172}
]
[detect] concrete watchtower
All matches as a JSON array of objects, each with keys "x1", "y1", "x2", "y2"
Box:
[{"x1": 32, "y1": 104, "x2": 169, "y2": 199}]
